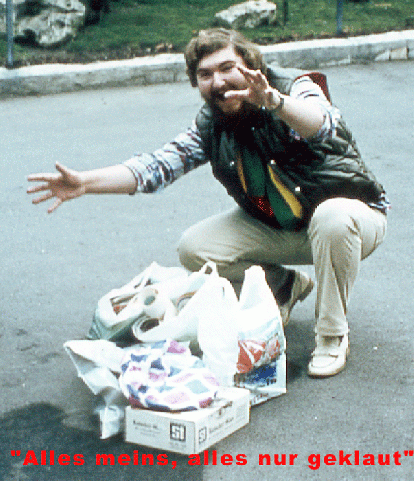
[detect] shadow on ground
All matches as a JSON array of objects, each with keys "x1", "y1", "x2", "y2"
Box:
[
  {"x1": 0, "y1": 322, "x2": 309, "y2": 481},
  {"x1": 0, "y1": 403, "x2": 202, "y2": 481}
]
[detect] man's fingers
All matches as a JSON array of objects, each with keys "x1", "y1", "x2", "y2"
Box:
[
  {"x1": 32, "y1": 191, "x2": 54, "y2": 205},
  {"x1": 224, "y1": 89, "x2": 249, "y2": 99},
  {"x1": 237, "y1": 65, "x2": 269, "y2": 95},
  {"x1": 27, "y1": 163, "x2": 70, "y2": 213},
  {"x1": 237, "y1": 64, "x2": 253, "y2": 75},
  {"x1": 48, "y1": 198, "x2": 62, "y2": 214},
  {"x1": 225, "y1": 88, "x2": 263, "y2": 107},
  {"x1": 237, "y1": 65, "x2": 264, "y2": 82},
  {"x1": 27, "y1": 173, "x2": 60, "y2": 185},
  {"x1": 27, "y1": 163, "x2": 68, "y2": 184},
  {"x1": 55, "y1": 162, "x2": 69, "y2": 176},
  {"x1": 27, "y1": 183, "x2": 51, "y2": 194}
]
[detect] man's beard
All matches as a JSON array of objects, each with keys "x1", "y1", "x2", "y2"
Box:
[
  {"x1": 208, "y1": 90, "x2": 232, "y2": 110},
  {"x1": 207, "y1": 90, "x2": 252, "y2": 120}
]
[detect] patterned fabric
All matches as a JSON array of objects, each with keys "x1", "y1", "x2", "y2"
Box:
[
  {"x1": 369, "y1": 192, "x2": 391, "y2": 215},
  {"x1": 119, "y1": 340, "x2": 219, "y2": 412}
]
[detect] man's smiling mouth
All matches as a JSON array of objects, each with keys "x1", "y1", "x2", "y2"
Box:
[{"x1": 211, "y1": 91, "x2": 227, "y2": 102}]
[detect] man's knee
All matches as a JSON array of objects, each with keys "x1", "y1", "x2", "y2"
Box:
[
  {"x1": 177, "y1": 225, "x2": 204, "y2": 272},
  {"x1": 309, "y1": 198, "x2": 359, "y2": 244}
]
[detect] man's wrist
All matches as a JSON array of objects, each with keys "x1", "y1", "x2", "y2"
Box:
[{"x1": 266, "y1": 90, "x2": 285, "y2": 112}]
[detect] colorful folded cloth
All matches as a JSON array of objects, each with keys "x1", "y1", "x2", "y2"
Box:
[{"x1": 119, "y1": 339, "x2": 219, "y2": 412}]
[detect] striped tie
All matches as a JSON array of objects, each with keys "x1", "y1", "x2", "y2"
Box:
[{"x1": 237, "y1": 154, "x2": 303, "y2": 229}]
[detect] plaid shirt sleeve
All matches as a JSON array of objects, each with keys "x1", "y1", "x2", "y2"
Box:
[
  {"x1": 124, "y1": 121, "x2": 207, "y2": 194},
  {"x1": 289, "y1": 75, "x2": 341, "y2": 142}
]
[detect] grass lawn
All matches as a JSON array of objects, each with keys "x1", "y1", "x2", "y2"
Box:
[{"x1": 1, "y1": 0, "x2": 414, "y2": 66}]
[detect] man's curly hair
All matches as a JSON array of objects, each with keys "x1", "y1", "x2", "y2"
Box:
[{"x1": 184, "y1": 28, "x2": 267, "y2": 87}]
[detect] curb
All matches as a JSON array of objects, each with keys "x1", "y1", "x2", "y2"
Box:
[{"x1": 1, "y1": 30, "x2": 413, "y2": 98}]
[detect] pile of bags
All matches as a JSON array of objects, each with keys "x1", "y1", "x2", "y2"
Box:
[{"x1": 64, "y1": 262, "x2": 286, "y2": 438}]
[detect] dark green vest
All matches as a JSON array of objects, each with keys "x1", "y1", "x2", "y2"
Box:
[{"x1": 196, "y1": 66, "x2": 385, "y2": 230}]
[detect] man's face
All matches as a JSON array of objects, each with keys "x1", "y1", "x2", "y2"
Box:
[{"x1": 196, "y1": 45, "x2": 249, "y2": 115}]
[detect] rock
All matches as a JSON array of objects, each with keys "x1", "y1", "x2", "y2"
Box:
[
  {"x1": 154, "y1": 42, "x2": 173, "y2": 53},
  {"x1": 0, "y1": 0, "x2": 86, "y2": 47},
  {"x1": 215, "y1": 0, "x2": 278, "y2": 29}
]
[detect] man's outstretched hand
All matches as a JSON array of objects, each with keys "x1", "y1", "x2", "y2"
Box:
[
  {"x1": 224, "y1": 65, "x2": 283, "y2": 110},
  {"x1": 27, "y1": 162, "x2": 86, "y2": 213}
]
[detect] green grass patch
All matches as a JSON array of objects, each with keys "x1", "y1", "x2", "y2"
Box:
[{"x1": 1, "y1": 0, "x2": 413, "y2": 66}]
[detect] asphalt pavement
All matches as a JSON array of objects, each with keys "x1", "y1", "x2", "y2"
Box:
[{"x1": 0, "y1": 54, "x2": 413, "y2": 480}]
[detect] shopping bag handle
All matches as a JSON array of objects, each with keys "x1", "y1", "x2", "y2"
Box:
[{"x1": 198, "y1": 261, "x2": 218, "y2": 276}]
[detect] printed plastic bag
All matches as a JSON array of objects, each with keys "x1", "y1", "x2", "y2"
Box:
[
  {"x1": 233, "y1": 266, "x2": 286, "y2": 404},
  {"x1": 237, "y1": 266, "x2": 285, "y2": 372}
]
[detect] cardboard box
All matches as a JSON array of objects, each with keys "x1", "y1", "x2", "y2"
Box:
[{"x1": 124, "y1": 387, "x2": 250, "y2": 455}]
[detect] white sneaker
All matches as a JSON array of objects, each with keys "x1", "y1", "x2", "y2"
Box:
[
  {"x1": 279, "y1": 271, "x2": 314, "y2": 325},
  {"x1": 307, "y1": 334, "x2": 350, "y2": 378}
]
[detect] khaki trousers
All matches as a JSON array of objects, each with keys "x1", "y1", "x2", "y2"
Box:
[{"x1": 177, "y1": 198, "x2": 387, "y2": 336}]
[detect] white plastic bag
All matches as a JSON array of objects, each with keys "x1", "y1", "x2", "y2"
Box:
[
  {"x1": 233, "y1": 266, "x2": 286, "y2": 404},
  {"x1": 194, "y1": 275, "x2": 239, "y2": 386},
  {"x1": 237, "y1": 266, "x2": 285, "y2": 372},
  {"x1": 194, "y1": 264, "x2": 286, "y2": 402},
  {"x1": 63, "y1": 338, "x2": 220, "y2": 439},
  {"x1": 88, "y1": 262, "x2": 211, "y2": 342},
  {"x1": 132, "y1": 262, "x2": 221, "y2": 347},
  {"x1": 67, "y1": 262, "x2": 285, "y2": 441},
  {"x1": 63, "y1": 339, "x2": 130, "y2": 439}
]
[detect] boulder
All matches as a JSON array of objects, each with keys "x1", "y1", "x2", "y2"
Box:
[
  {"x1": 0, "y1": 0, "x2": 86, "y2": 47},
  {"x1": 215, "y1": 0, "x2": 278, "y2": 29}
]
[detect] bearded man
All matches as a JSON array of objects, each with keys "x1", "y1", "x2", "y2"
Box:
[{"x1": 28, "y1": 29, "x2": 389, "y2": 377}]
